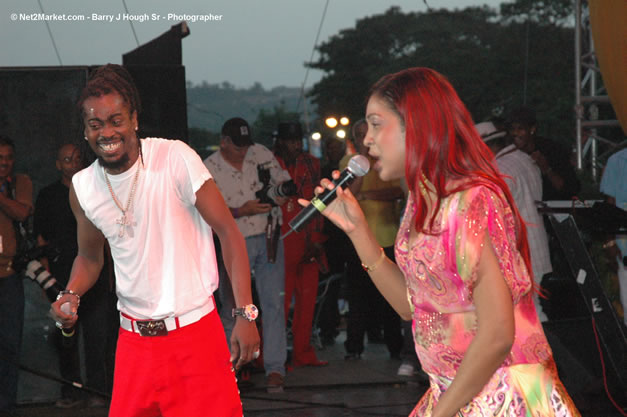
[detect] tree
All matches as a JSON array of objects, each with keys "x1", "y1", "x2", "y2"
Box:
[
  {"x1": 187, "y1": 127, "x2": 220, "y2": 160},
  {"x1": 186, "y1": 81, "x2": 304, "y2": 133},
  {"x1": 307, "y1": 4, "x2": 576, "y2": 143},
  {"x1": 499, "y1": 0, "x2": 574, "y2": 26}
]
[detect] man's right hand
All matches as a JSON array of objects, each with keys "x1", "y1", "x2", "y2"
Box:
[
  {"x1": 229, "y1": 318, "x2": 261, "y2": 370},
  {"x1": 239, "y1": 199, "x2": 272, "y2": 216},
  {"x1": 50, "y1": 293, "x2": 79, "y2": 330}
]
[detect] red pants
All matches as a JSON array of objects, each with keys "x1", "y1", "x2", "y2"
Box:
[
  {"x1": 108, "y1": 310, "x2": 242, "y2": 417},
  {"x1": 283, "y1": 234, "x2": 320, "y2": 366}
]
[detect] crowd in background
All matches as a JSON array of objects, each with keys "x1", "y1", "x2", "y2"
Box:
[{"x1": 0, "y1": 95, "x2": 624, "y2": 413}]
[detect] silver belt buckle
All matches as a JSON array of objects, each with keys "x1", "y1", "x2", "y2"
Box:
[{"x1": 136, "y1": 319, "x2": 168, "y2": 336}]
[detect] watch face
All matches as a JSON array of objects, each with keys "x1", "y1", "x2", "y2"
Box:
[{"x1": 244, "y1": 304, "x2": 259, "y2": 320}]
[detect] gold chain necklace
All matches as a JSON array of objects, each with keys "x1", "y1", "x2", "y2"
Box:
[{"x1": 104, "y1": 161, "x2": 141, "y2": 238}]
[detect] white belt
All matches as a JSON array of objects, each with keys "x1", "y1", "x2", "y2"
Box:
[{"x1": 119, "y1": 297, "x2": 215, "y2": 335}]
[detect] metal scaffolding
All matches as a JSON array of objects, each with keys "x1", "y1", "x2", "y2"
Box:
[{"x1": 574, "y1": 0, "x2": 625, "y2": 182}]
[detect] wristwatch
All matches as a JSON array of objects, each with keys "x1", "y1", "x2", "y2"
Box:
[{"x1": 232, "y1": 304, "x2": 259, "y2": 322}]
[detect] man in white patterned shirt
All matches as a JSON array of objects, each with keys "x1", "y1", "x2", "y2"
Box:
[
  {"x1": 204, "y1": 117, "x2": 291, "y2": 393},
  {"x1": 477, "y1": 121, "x2": 552, "y2": 322}
]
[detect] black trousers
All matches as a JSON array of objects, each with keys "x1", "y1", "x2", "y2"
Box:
[
  {"x1": 344, "y1": 245, "x2": 402, "y2": 356},
  {"x1": 55, "y1": 273, "x2": 117, "y2": 398}
]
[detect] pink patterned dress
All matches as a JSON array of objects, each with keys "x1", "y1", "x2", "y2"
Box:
[{"x1": 396, "y1": 186, "x2": 579, "y2": 416}]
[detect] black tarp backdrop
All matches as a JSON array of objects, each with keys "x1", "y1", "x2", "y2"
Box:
[
  {"x1": 0, "y1": 65, "x2": 188, "y2": 199},
  {"x1": 0, "y1": 67, "x2": 88, "y2": 195},
  {"x1": 0, "y1": 22, "x2": 189, "y2": 198},
  {"x1": 123, "y1": 21, "x2": 189, "y2": 144}
]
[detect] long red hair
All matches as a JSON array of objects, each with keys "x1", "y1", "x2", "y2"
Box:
[{"x1": 369, "y1": 67, "x2": 532, "y2": 277}]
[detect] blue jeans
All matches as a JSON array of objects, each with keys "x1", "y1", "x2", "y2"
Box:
[
  {"x1": 0, "y1": 274, "x2": 24, "y2": 411},
  {"x1": 218, "y1": 234, "x2": 287, "y2": 376}
]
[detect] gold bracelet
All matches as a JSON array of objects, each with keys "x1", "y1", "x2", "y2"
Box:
[{"x1": 361, "y1": 247, "x2": 385, "y2": 272}]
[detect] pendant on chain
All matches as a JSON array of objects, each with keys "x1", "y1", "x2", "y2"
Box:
[
  {"x1": 105, "y1": 161, "x2": 141, "y2": 239},
  {"x1": 116, "y1": 213, "x2": 135, "y2": 238},
  {"x1": 116, "y1": 214, "x2": 127, "y2": 238}
]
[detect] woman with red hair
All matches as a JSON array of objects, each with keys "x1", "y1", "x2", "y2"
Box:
[{"x1": 312, "y1": 68, "x2": 579, "y2": 416}]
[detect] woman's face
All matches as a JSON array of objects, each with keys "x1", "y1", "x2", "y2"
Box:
[{"x1": 364, "y1": 95, "x2": 406, "y2": 181}]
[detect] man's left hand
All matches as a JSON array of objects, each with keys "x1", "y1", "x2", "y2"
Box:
[{"x1": 229, "y1": 318, "x2": 261, "y2": 370}]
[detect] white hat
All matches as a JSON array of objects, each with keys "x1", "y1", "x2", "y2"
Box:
[{"x1": 475, "y1": 121, "x2": 506, "y2": 143}]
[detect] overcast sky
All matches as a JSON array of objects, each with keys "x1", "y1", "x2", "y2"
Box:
[{"x1": 1, "y1": 0, "x2": 505, "y2": 89}]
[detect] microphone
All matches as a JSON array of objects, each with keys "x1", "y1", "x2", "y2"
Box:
[{"x1": 281, "y1": 154, "x2": 370, "y2": 239}]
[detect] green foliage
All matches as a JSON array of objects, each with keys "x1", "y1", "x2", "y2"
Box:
[
  {"x1": 500, "y1": 0, "x2": 574, "y2": 26},
  {"x1": 186, "y1": 82, "x2": 306, "y2": 133},
  {"x1": 307, "y1": 3, "x2": 577, "y2": 145},
  {"x1": 187, "y1": 127, "x2": 220, "y2": 161}
]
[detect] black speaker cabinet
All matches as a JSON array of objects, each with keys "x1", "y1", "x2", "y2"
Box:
[
  {"x1": 547, "y1": 214, "x2": 626, "y2": 405},
  {"x1": 124, "y1": 65, "x2": 188, "y2": 142}
]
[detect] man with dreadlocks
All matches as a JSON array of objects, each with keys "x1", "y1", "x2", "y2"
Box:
[{"x1": 49, "y1": 64, "x2": 258, "y2": 416}]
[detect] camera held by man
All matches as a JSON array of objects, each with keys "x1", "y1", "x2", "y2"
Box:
[{"x1": 256, "y1": 162, "x2": 297, "y2": 206}]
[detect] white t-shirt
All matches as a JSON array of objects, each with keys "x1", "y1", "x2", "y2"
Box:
[
  {"x1": 73, "y1": 138, "x2": 218, "y2": 319},
  {"x1": 495, "y1": 144, "x2": 552, "y2": 281}
]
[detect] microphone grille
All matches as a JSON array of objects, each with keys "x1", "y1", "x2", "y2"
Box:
[{"x1": 347, "y1": 155, "x2": 370, "y2": 177}]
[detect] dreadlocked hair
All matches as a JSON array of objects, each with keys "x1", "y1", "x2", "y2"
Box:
[{"x1": 77, "y1": 64, "x2": 142, "y2": 117}]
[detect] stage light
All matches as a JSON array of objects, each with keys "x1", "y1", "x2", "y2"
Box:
[
  {"x1": 311, "y1": 132, "x2": 322, "y2": 140},
  {"x1": 340, "y1": 117, "x2": 350, "y2": 126},
  {"x1": 336, "y1": 129, "x2": 346, "y2": 139},
  {"x1": 325, "y1": 117, "x2": 338, "y2": 128}
]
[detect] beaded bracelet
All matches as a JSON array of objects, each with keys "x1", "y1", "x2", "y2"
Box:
[
  {"x1": 56, "y1": 289, "x2": 81, "y2": 306},
  {"x1": 361, "y1": 247, "x2": 385, "y2": 273}
]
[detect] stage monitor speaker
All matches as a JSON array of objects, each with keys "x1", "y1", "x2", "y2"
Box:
[
  {"x1": 547, "y1": 214, "x2": 626, "y2": 398},
  {"x1": 543, "y1": 318, "x2": 626, "y2": 407},
  {"x1": 123, "y1": 22, "x2": 189, "y2": 66}
]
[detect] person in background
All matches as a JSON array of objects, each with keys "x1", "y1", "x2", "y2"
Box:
[
  {"x1": 0, "y1": 134, "x2": 33, "y2": 415},
  {"x1": 318, "y1": 137, "x2": 349, "y2": 346},
  {"x1": 313, "y1": 67, "x2": 579, "y2": 416},
  {"x1": 274, "y1": 121, "x2": 329, "y2": 368},
  {"x1": 205, "y1": 117, "x2": 289, "y2": 393},
  {"x1": 507, "y1": 106, "x2": 580, "y2": 201},
  {"x1": 341, "y1": 119, "x2": 403, "y2": 361},
  {"x1": 600, "y1": 146, "x2": 627, "y2": 328},
  {"x1": 34, "y1": 143, "x2": 117, "y2": 408},
  {"x1": 476, "y1": 120, "x2": 552, "y2": 322}
]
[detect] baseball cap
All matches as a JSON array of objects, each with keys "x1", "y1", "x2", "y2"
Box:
[
  {"x1": 475, "y1": 121, "x2": 506, "y2": 143},
  {"x1": 222, "y1": 117, "x2": 253, "y2": 147}
]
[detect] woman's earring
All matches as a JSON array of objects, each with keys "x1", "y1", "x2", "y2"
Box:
[{"x1": 84, "y1": 136, "x2": 88, "y2": 141}]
